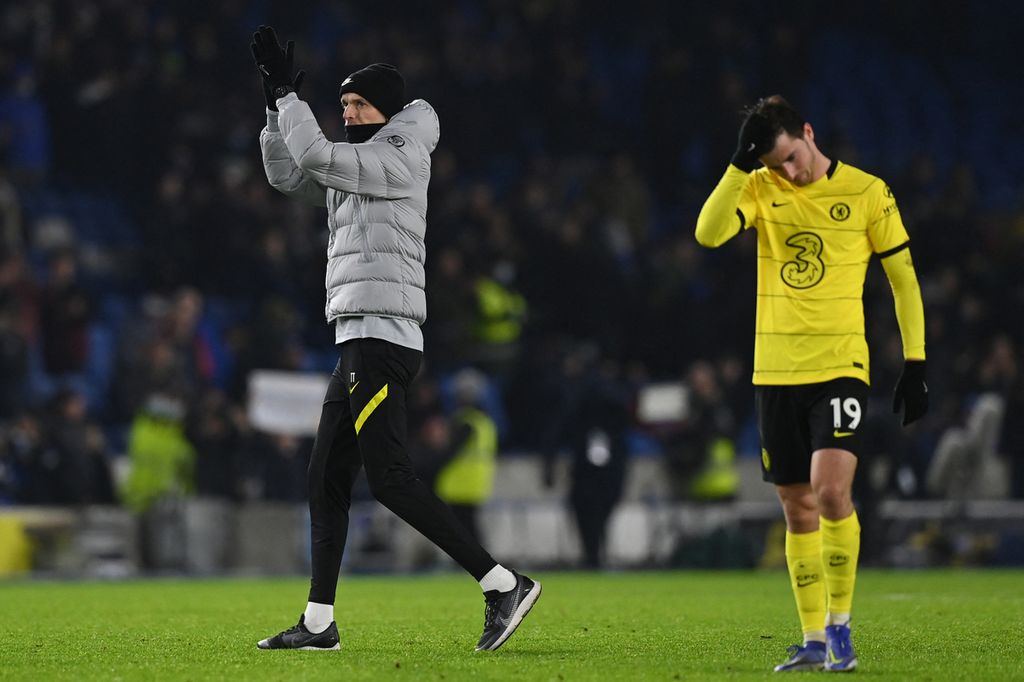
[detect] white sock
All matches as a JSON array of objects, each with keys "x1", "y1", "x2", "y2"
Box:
[
  {"x1": 478, "y1": 564, "x2": 516, "y2": 593},
  {"x1": 303, "y1": 601, "x2": 334, "y2": 633},
  {"x1": 827, "y1": 611, "x2": 851, "y2": 626},
  {"x1": 804, "y1": 629, "x2": 826, "y2": 644}
]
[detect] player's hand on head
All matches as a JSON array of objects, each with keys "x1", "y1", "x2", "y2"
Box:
[
  {"x1": 731, "y1": 107, "x2": 775, "y2": 172},
  {"x1": 892, "y1": 359, "x2": 928, "y2": 426}
]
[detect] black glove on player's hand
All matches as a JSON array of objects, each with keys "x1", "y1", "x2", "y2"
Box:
[
  {"x1": 892, "y1": 360, "x2": 928, "y2": 426},
  {"x1": 730, "y1": 108, "x2": 776, "y2": 172}
]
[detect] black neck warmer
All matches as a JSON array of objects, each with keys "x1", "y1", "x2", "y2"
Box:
[{"x1": 346, "y1": 122, "x2": 385, "y2": 144}]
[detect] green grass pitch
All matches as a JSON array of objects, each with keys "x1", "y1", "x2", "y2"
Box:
[{"x1": 1, "y1": 569, "x2": 1022, "y2": 680}]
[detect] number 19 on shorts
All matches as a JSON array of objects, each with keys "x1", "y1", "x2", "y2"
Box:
[{"x1": 830, "y1": 397, "x2": 862, "y2": 431}]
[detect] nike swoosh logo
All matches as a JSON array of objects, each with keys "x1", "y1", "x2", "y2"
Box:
[
  {"x1": 833, "y1": 430, "x2": 854, "y2": 438},
  {"x1": 796, "y1": 578, "x2": 818, "y2": 587},
  {"x1": 772, "y1": 200, "x2": 789, "y2": 207},
  {"x1": 349, "y1": 381, "x2": 359, "y2": 394},
  {"x1": 829, "y1": 560, "x2": 848, "y2": 567},
  {"x1": 285, "y1": 631, "x2": 335, "y2": 647},
  {"x1": 494, "y1": 591, "x2": 524, "y2": 629}
]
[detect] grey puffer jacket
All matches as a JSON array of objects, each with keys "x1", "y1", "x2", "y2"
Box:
[{"x1": 260, "y1": 93, "x2": 439, "y2": 325}]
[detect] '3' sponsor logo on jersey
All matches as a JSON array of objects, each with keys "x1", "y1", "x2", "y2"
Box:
[{"x1": 780, "y1": 232, "x2": 825, "y2": 289}]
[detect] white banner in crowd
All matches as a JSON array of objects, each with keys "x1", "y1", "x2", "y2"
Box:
[
  {"x1": 635, "y1": 382, "x2": 690, "y2": 424},
  {"x1": 247, "y1": 370, "x2": 329, "y2": 436}
]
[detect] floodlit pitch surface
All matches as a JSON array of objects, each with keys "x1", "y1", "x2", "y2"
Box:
[{"x1": 1, "y1": 570, "x2": 1021, "y2": 680}]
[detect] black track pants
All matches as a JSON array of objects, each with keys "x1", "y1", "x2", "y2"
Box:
[{"x1": 307, "y1": 338, "x2": 497, "y2": 604}]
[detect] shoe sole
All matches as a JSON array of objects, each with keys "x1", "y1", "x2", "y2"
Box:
[
  {"x1": 257, "y1": 640, "x2": 341, "y2": 651},
  {"x1": 477, "y1": 581, "x2": 542, "y2": 652},
  {"x1": 773, "y1": 662, "x2": 824, "y2": 672},
  {"x1": 824, "y1": 658, "x2": 858, "y2": 672}
]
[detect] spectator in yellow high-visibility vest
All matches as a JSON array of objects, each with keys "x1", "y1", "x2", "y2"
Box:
[{"x1": 435, "y1": 368, "x2": 498, "y2": 541}]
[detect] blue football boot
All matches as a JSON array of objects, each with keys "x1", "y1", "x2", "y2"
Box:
[
  {"x1": 773, "y1": 641, "x2": 826, "y2": 672},
  {"x1": 824, "y1": 623, "x2": 858, "y2": 672}
]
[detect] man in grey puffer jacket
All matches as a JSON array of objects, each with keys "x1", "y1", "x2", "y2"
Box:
[{"x1": 250, "y1": 26, "x2": 539, "y2": 653}]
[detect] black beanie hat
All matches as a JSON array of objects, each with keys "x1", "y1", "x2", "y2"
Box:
[{"x1": 339, "y1": 63, "x2": 405, "y2": 119}]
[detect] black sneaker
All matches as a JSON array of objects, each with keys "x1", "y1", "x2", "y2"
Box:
[
  {"x1": 475, "y1": 571, "x2": 542, "y2": 651},
  {"x1": 257, "y1": 614, "x2": 340, "y2": 650}
]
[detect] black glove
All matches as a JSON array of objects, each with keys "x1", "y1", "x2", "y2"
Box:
[
  {"x1": 730, "y1": 108, "x2": 776, "y2": 172},
  {"x1": 892, "y1": 359, "x2": 928, "y2": 426},
  {"x1": 251, "y1": 25, "x2": 305, "y2": 110},
  {"x1": 257, "y1": 71, "x2": 305, "y2": 111}
]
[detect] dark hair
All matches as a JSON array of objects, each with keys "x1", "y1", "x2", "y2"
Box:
[{"x1": 748, "y1": 95, "x2": 806, "y2": 138}]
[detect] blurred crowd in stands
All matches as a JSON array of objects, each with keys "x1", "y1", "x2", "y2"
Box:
[{"x1": 1, "y1": 0, "x2": 1022, "y2": 513}]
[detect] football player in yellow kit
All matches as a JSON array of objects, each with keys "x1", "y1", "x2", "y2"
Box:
[{"x1": 695, "y1": 96, "x2": 928, "y2": 673}]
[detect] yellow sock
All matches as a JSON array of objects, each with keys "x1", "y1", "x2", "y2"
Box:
[
  {"x1": 820, "y1": 512, "x2": 861, "y2": 619},
  {"x1": 785, "y1": 529, "x2": 826, "y2": 639}
]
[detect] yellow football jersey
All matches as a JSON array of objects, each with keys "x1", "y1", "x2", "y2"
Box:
[{"x1": 734, "y1": 161, "x2": 909, "y2": 385}]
